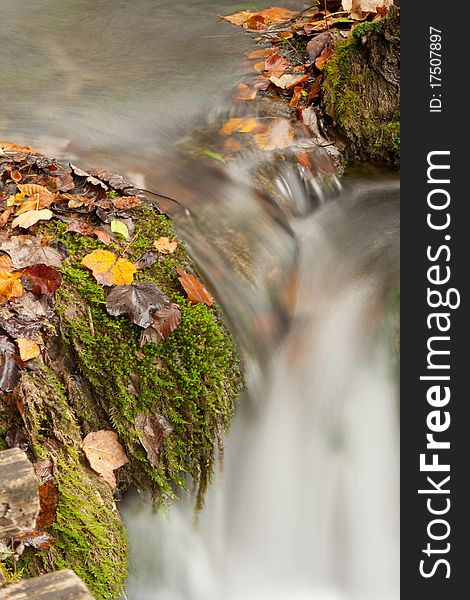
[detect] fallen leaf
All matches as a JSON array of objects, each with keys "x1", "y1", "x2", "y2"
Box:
[
  {"x1": 81, "y1": 249, "x2": 136, "y2": 286},
  {"x1": 150, "y1": 303, "x2": 182, "y2": 341},
  {"x1": 247, "y1": 47, "x2": 274, "y2": 59},
  {"x1": 106, "y1": 281, "x2": 170, "y2": 328},
  {"x1": 0, "y1": 141, "x2": 39, "y2": 154},
  {"x1": 14, "y1": 531, "x2": 54, "y2": 550},
  {"x1": 134, "y1": 413, "x2": 173, "y2": 467},
  {"x1": 221, "y1": 118, "x2": 259, "y2": 135},
  {"x1": 306, "y1": 32, "x2": 333, "y2": 62},
  {"x1": 33, "y1": 459, "x2": 54, "y2": 484},
  {"x1": 0, "y1": 254, "x2": 13, "y2": 271},
  {"x1": 269, "y1": 73, "x2": 309, "y2": 89},
  {"x1": 223, "y1": 137, "x2": 242, "y2": 155},
  {"x1": 15, "y1": 338, "x2": 41, "y2": 361},
  {"x1": 154, "y1": 237, "x2": 178, "y2": 254},
  {"x1": 222, "y1": 7, "x2": 296, "y2": 28},
  {"x1": 0, "y1": 270, "x2": 24, "y2": 303},
  {"x1": 253, "y1": 117, "x2": 294, "y2": 151},
  {"x1": 0, "y1": 235, "x2": 64, "y2": 269},
  {"x1": 40, "y1": 172, "x2": 75, "y2": 192},
  {"x1": 135, "y1": 251, "x2": 159, "y2": 270},
  {"x1": 89, "y1": 168, "x2": 136, "y2": 193},
  {"x1": 110, "y1": 219, "x2": 129, "y2": 239},
  {"x1": 236, "y1": 83, "x2": 258, "y2": 100},
  {"x1": 289, "y1": 85, "x2": 304, "y2": 108},
  {"x1": 17, "y1": 183, "x2": 55, "y2": 207},
  {"x1": 203, "y1": 150, "x2": 226, "y2": 164},
  {"x1": 93, "y1": 229, "x2": 111, "y2": 245},
  {"x1": 177, "y1": 267, "x2": 214, "y2": 306},
  {"x1": 0, "y1": 335, "x2": 21, "y2": 392},
  {"x1": 21, "y1": 264, "x2": 62, "y2": 296},
  {"x1": 12, "y1": 209, "x2": 53, "y2": 229},
  {"x1": 11, "y1": 170, "x2": 22, "y2": 183},
  {"x1": 82, "y1": 430, "x2": 129, "y2": 488},
  {"x1": 0, "y1": 208, "x2": 13, "y2": 227},
  {"x1": 35, "y1": 480, "x2": 59, "y2": 530},
  {"x1": 307, "y1": 74, "x2": 323, "y2": 101},
  {"x1": 315, "y1": 47, "x2": 335, "y2": 70},
  {"x1": 111, "y1": 195, "x2": 142, "y2": 210},
  {"x1": 265, "y1": 53, "x2": 289, "y2": 78},
  {"x1": 253, "y1": 60, "x2": 266, "y2": 72},
  {"x1": 5, "y1": 425, "x2": 29, "y2": 450}
]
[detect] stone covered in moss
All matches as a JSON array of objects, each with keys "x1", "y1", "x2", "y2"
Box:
[
  {"x1": 1, "y1": 201, "x2": 242, "y2": 599},
  {"x1": 321, "y1": 16, "x2": 400, "y2": 166}
]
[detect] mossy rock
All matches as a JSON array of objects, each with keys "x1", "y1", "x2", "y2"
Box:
[
  {"x1": 321, "y1": 14, "x2": 400, "y2": 167},
  {"x1": 0, "y1": 153, "x2": 243, "y2": 598}
]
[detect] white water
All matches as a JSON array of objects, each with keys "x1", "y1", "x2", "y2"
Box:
[{"x1": 123, "y1": 181, "x2": 400, "y2": 600}]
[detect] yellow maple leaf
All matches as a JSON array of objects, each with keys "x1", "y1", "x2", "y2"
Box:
[
  {"x1": 154, "y1": 237, "x2": 178, "y2": 254},
  {"x1": 0, "y1": 270, "x2": 24, "y2": 303},
  {"x1": 15, "y1": 338, "x2": 41, "y2": 361},
  {"x1": 221, "y1": 118, "x2": 259, "y2": 135},
  {"x1": 81, "y1": 249, "x2": 136, "y2": 286}
]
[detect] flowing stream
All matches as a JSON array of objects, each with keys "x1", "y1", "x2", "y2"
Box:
[{"x1": 1, "y1": 2, "x2": 399, "y2": 599}]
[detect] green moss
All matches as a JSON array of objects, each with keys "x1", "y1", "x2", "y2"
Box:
[
  {"x1": 321, "y1": 18, "x2": 400, "y2": 166},
  {"x1": 2, "y1": 202, "x2": 242, "y2": 597},
  {"x1": 49, "y1": 204, "x2": 242, "y2": 507}
]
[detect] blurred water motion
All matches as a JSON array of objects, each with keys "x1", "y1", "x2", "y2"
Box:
[{"x1": 1, "y1": 2, "x2": 400, "y2": 599}]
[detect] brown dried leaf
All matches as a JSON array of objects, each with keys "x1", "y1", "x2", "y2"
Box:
[
  {"x1": 176, "y1": 267, "x2": 214, "y2": 306},
  {"x1": 134, "y1": 413, "x2": 173, "y2": 467},
  {"x1": 35, "y1": 481, "x2": 59, "y2": 530},
  {"x1": 33, "y1": 459, "x2": 54, "y2": 484},
  {"x1": 106, "y1": 281, "x2": 170, "y2": 328},
  {"x1": 111, "y1": 196, "x2": 142, "y2": 210},
  {"x1": 0, "y1": 208, "x2": 13, "y2": 227},
  {"x1": 17, "y1": 183, "x2": 55, "y2": 206},
  {"x1": 149, "y1": 303, "x2": 181, "y2": 342},
  {"x1": 0, "y1": 335, "x2": 21, "y2": 392},
  {"x1": 154, "y1": 237, "x2": 178, "y2": 254},
  {"x1": 15, "y1": 531, "x2": 54, "y2": 550},
  {"x1": 289, "y1": 86, "x2": 304, "y2": 108},
  {"x1": 0, "y1": 235, "x2": 64, "y2": 269},
  {"x1": 265, "y1": 53, "x2": 289, "y2": 78},
  {"x1": 315, "y1": 47, "x2": 334, "y2": 70},
  {"x1": 81, "y1": 430, "x2": 129, "y2": 488}
]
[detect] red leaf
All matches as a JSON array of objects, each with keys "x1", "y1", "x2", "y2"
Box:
[{"x1": 21, "y1": 264, "x2": 62, "y2": 296}]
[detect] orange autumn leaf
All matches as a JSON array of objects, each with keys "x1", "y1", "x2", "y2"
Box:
[
  {"x1": 0, "y1": 254, "x2": 13, "y2": 271},
  {"x1": 81, "y1": 430, "x2": 129, "y2": 488},
  {"x1": 222, "y1": 7, "x2": 296, "y2": 27},
  {"x1": 0, "y1": 270, "x2": 24, "y2": 303},
  {"x1": 17, "y1": 183, "x2": 55, "y2": 209},
  {"x1": 236, "y1": 83, "x2": 258, "y2": 101},
  {"x1": 154, "y1": 237, "x2": 178, "y2": 254},
  {"x1": 221, "y1": 118, "x2": 259, "y2": 135},
  {"x1": 247, "y1": 48, "x2": 274, "y2": 59},
  {"x1": 176, "y1": 267, "x2": 214, "y2": 307},
  {"x1": 253, "y1": 61, "x2": 266, "y2": 73},
  {"x1": 81, "y1": 249, "x2": 136, "y2": 286},
  {"x1": 315, "y1": 47, "x2": 335, "y2": 70},
  {"x1": 254, "y1": 117, "x2": 294, "y2": 151},
  {"x1": 264, "y1": 53, "x2": 289, "y2": 78},
  {"x1": 289, "y1": 85, "x2": 304, "y2": 108},
  {"x1": 15, "y1": 338, "x2": 41, "y2": 361},
  {"x1": 0, "y1": 208, "x2": 13, "y2": 227},
  {"x1": 0, "y1": 141, "x2": 40, "y2": 154}
]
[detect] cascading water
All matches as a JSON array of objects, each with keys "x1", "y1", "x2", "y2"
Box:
[
  {"x1": 122, "y1": 176, "x2": 400, "y2": 600},
  {"x1": 1, "y1": 2, "x2": 399, "y2": 598}
]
